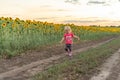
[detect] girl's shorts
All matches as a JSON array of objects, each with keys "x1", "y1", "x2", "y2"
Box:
[{"x1": 65, "y1": 44, "x2": 72, "y2": 52}]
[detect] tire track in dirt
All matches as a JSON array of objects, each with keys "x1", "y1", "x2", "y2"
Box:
[
  {"x1": 117, "y1": 73, "x2": 120, "y2": 80},
  {"x1": 90, "y1": 49, "x2": 120, "y2": 80},
  {"x1": 0, "y1": 37, "x2": 117, "y2": 80},
  {"x1": 105, "y1": 49, "x2": 120, "y2": 80}
]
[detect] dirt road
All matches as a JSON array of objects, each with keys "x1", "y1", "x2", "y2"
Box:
[
  {"x1": 0, "y1": 36, "x2": 119, "y2": 80},
  {"x1": 90, "y1": 49, "x2": 120, "y2": 80}
]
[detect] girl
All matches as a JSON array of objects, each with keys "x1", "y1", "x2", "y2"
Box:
[{"x1": 60, "y1": 26, "x2": 80, "y2": 57}]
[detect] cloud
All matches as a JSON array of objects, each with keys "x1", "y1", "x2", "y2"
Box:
[
  {"x1": 0, "y1": 13, "x2": 10, "y2": 16},
  {"x1": 64, "y1": 0, "x2": 80, "y2": 4},
  {"x1": 65, "y1": 0, "x2": 108, "y2": 5},
  {"x1": 63, "y1": 19, "x2": 120, "y2": 26},
  {"x1": 64, "y1": 19, "x2": 108, "y2": 23},
  {"x1": 88, "y1": 0, "x2": 106, "y2": 5},
  {"x1": 36, "y1": 17, "x2": 50, "y2": 20},
  {"x1": 0, "y1": 13, "x2": 20, "y2": 18},
  {"x1": 35, "y1": 17, "x2": 58, "y2": 20},
  {"x1": 57, "y1": 9, "x2": 69, "y2": 11},
  {"x1": 40, "y1": 5, "x2": 52, "y2": 8}
]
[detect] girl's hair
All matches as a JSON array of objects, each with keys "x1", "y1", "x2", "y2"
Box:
[{"x1": 64, "y1": 26, "x2": 72, "y2": 32}]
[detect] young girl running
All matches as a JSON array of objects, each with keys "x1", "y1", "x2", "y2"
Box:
[{"x1": 60, "y1": 26, "x2": 80, "y2": 57}]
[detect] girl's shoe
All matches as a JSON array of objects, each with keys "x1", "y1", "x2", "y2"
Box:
[
  {"x1": 68, "y1": 52, "x2": 73, "y2": 59},
  {"x1": 68, "y1": 53, "x2": 72, "y2": 57}
]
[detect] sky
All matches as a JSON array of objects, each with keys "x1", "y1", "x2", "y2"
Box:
[{"x1": 0, "y1": 0, "x2": 120, "y2": 26}]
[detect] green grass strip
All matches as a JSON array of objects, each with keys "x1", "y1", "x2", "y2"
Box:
[{"x1": 33, "y1": 37, "x2": 120, "y2": 80}]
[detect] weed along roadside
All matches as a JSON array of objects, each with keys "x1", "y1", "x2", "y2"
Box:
[{"x1": 33, "y1": 37, "x2": 120, "y2": 80}]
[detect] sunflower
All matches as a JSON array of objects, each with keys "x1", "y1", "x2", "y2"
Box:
[{"x1": 1, "y1": 23, "x2": 6, "y2": 27}]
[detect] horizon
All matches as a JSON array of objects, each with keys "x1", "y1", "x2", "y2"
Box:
[{"x1": 0, "y1": 0, "x2": 120, "y2": 26}]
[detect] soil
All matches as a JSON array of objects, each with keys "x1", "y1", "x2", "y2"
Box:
[
  {"x1": 0, "y1": 36, "x2": 118, "y2": 80},
  {"x1": 90, "y1": 49, "x2": 120, "y2": 80}
]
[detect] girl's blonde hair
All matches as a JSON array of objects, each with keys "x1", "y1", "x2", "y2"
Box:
[{"x1": 64, "y1": 26, "x2": 72, "y2": 33}]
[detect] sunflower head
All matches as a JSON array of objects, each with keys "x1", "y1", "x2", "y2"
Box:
[{"x1": 1, "y1": 23, "x2": 6, "y2": 27}]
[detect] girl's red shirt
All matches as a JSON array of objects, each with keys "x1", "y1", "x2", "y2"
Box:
[{"x1": 64, "y1": 33, "x2": 74, "y2": 44}]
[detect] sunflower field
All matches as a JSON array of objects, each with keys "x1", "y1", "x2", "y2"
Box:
[{"x1": 0, "y1": 17, "x2": 120, "y2": 57}]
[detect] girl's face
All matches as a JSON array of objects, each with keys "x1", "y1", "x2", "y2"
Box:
[{"x1": 65, "y1": 29, "x2": 70, "y2": 33}]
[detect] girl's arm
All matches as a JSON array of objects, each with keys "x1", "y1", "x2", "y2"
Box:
[
  {"x1": 60, "y1": 37, "x2": 64, "y2": 43},
  {"x1": 74, "y1": 35, "x2": 80, "y2": 40}
]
